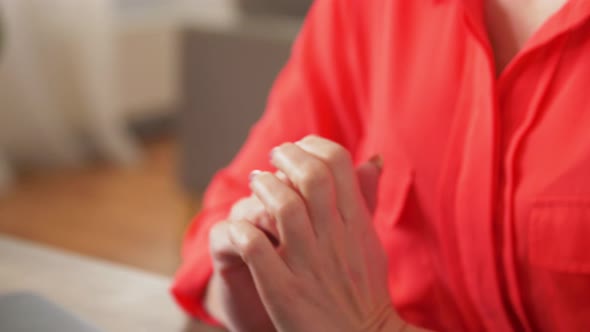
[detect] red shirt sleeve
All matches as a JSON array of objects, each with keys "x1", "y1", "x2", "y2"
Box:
[{"x1": 171, "y1": 0, "x2": 368, "y2": 325}]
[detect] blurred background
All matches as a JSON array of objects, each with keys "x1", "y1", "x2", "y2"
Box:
[{"x1": 0, "y1": 0, "x2": 310, "y2": 276}]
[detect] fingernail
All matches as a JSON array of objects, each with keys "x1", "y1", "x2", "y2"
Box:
[
  {"x1": 249, "y1": 170, "x2": 262, "y2": 182},
  {"x1": 369, "y1": 154, "x2": 384, "y2": 171}
]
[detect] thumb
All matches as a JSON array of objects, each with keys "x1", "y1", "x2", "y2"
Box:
[{"x1": 356, "y1": 155, "x2": 383, "y2": 214}]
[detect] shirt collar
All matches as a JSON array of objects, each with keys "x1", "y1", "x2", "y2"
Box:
[{"x1": 458, "y1": 0, "x2": 590, "y2": 55}]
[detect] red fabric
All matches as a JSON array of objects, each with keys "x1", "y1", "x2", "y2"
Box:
[{"x1": 171, "y1": 0, "x2": 590, "y2": 331}]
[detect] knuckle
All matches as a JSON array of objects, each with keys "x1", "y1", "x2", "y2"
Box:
[
  {"x1": 229, "y1": 198, "x2": 248, "y2": 219},
  {"x1": 274, "y1": 194, "x2": 304, "y2": 221},
  {"x1": 209, "y1": 221, "x2": 226, "y2": 239},
  {"x1": 276, "y1": 142, "x2": 294, "y2": 155},
  {"x1": 229, "y1": 196, "x2": 254, "y2": 219},
  {"x1": 301, "y1": 134, "x2": 321, "y2": 144},
  {"x1": 325, "y1": 145, "x2": 352, "y2": 167},
  {"x1": 230, "y1": 196, "x2": 265, "y2": 222},
  {"x1": 298, "y1": 161, "x2": 331, "y2": 191},
  {"x1": 208, "y1": 222, "x2": 230, "y2": 249},
  {"x1": 300, "y1": 135, "x2": 351, "y2": 167},
  {"x1": 240, "y1": 232, "x2": 267, "y2": 262}
]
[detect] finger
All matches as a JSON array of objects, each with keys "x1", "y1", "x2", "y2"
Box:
[
  {"x1": 249, "y1": 171, "x2": 317, "y2": 269},
  {"x1": 275, "y1": 170, "x2": 293, "y2": 187},
  {"x1": 229, "y1": 195, "x2": 279, "y2": 244},
  {"x1": 208, "y1": 220, "x2": 247, "y2": 271},
  {"x1": 269, "y1": 143, "x2": 341, "y2": 239},
  {"x1": 295, "y1": 135, "x2": 371, "y2": 228},
  {"x1": 294, "y1": 136, "x2": 381, "y2": 296},
  {"x1": 228, "y1": 219, "x2": 292, "y2": 300},
  {"x1": 228, "y1": 170, "x2": 303, "y2": 246}
]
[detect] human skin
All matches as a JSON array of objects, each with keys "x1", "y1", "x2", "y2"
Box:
[
  {"x1": 205, "y1": 135, "x2": 432, "y2": 331},
  {"x1": 204, "y1": 140, "x2": 388, "y2": 331}
]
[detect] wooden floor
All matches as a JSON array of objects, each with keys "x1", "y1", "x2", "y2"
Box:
[{"x1": 0, "y1": 138, "x2": 198, "y2": 277}]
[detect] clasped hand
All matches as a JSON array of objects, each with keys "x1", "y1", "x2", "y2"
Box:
[{"x1": 211, "y1": 135, "x2": 401, "y2": 332}]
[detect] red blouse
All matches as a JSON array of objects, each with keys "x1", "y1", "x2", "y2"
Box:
[{"x1": 172, "y1": 0, "x2": 590, "y2": 330}]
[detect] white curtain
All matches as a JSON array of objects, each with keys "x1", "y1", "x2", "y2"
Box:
[{"x1": 0, "y1": 0, "x2": 139, "y2": 193}]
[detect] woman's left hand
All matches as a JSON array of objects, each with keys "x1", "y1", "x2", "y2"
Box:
[{"x1": 227, "y1": 135, "x2": 403, "y2": 332}]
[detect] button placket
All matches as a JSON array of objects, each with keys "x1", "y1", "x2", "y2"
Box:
[{"x1": 496, "y1": 31, "x2": 573, "y2": 332}]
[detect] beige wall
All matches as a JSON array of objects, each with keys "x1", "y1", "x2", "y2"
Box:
[{"x1": 117, "y1": 21, "x2": 181, "y2": 119}]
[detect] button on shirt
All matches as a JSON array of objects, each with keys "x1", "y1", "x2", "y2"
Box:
[{"x1": 171, "y1": 0, "x2": 590, "y2": 330}]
